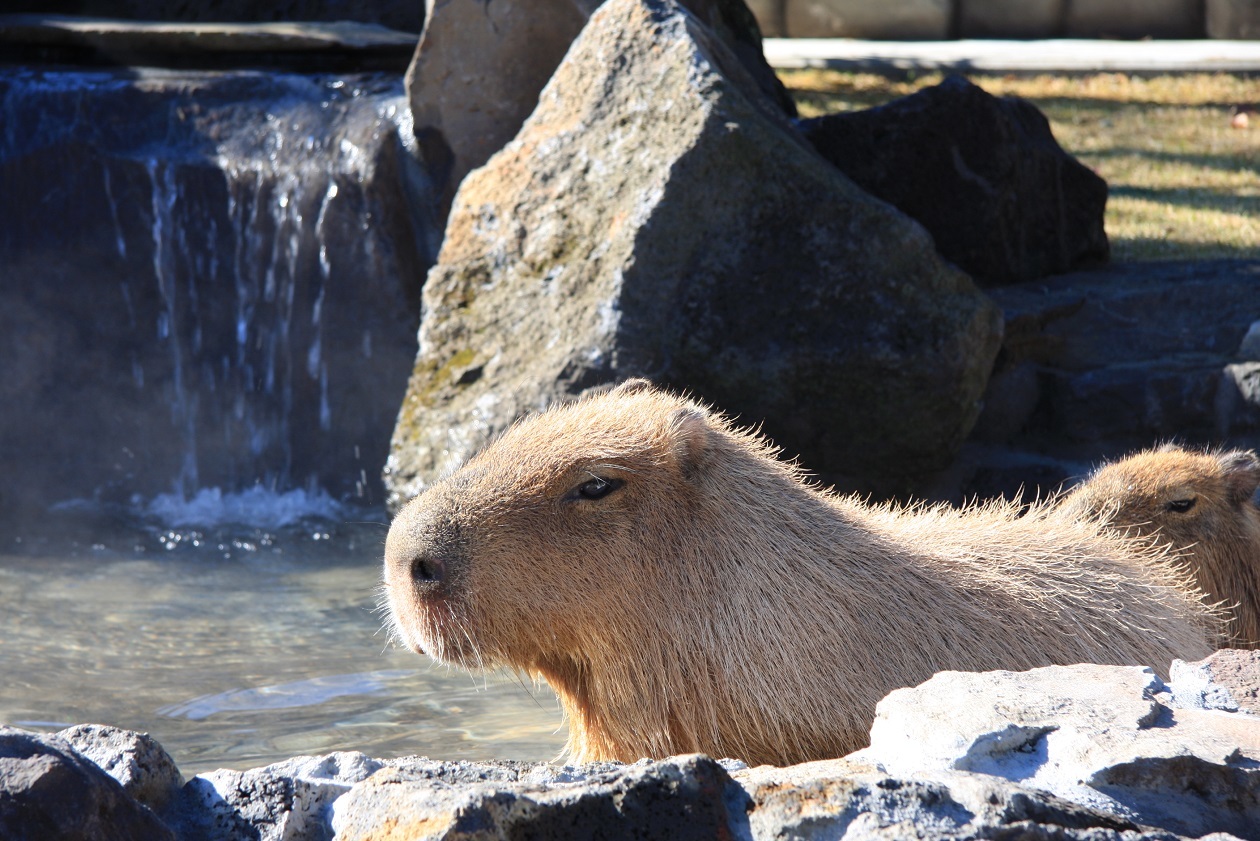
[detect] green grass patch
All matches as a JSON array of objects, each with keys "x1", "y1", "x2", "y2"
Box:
[{"x1": 780, "y1": 71, "x2": 1259, "y2": 262}]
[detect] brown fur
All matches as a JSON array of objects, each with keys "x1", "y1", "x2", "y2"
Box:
[
  {"x1": 383, "y1": 381, "x2": 1222, "y2": 766},
  {"x1": 1058, "y1": 445, "x2": 1260, "y2": 648}
]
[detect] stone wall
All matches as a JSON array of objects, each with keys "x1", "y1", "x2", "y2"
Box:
[{"x1": 753, "y1": 0, "x2": 1258, "y2": 38}]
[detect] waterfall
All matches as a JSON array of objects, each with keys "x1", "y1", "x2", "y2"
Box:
[{"x1": 0, "y1": 68, "x2": 430, "y2": 521}]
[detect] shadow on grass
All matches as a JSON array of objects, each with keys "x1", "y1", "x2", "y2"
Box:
[
  {"x1": 1080, "y1": 146, "x2": 1257, "y2": 172},
  {"x1": 1109, "y1": 237, "x2": 1260, "y2": 262},
  {"x1": 1108, "y1": 183, "x2": 1259, "y2": 214}
]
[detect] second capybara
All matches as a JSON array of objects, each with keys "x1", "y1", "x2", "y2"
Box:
[
  {"x1": 383, "y1": 380, "x2": 1222, "y2": 767},
  {"x1": 1058, "y1": 445, "x2": 1260, "y2": 647}
]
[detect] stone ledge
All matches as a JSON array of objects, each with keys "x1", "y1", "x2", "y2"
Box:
[
  {"x1": 0, "y1": 14, "x2": 417, "y2": 70},
  {"x1": 763, "y1": 37, "x2": 1260, "y2": 73}
]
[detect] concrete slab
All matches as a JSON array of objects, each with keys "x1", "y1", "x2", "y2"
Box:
[{"x1": 764, "y1": 37, "x2": 1260, "y2": 74}]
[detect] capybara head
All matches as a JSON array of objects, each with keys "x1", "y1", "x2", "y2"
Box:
[
  {"x1": 1060, "y1": 445, "x2": 1260, "y2": 645},
  {"x1": 385, "y1": 382, "x2": 1220, "y2": 765},
  {"x1": 384, "y1": 378, "x2": 722, "y2": 673}
]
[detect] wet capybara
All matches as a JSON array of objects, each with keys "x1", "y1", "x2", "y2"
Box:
[
  {"x1": 1059, "y1": 445, "x2": 1260, "y2": 647},
  {"x1": 384, "y1": 380, "x2": 1221, "y2": 766}
]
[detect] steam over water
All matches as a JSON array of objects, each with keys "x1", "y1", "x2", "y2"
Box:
[{"x1": 1, "y1": 503, "x2": 565, "y2": 774}]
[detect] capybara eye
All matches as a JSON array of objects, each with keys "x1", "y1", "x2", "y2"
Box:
[
  {"x1": 575, "y1": 477, "x2": 625, "y2": 501},
  {"x1": 1166, "y1": 497, "x2": 1198, "y2": 513}
]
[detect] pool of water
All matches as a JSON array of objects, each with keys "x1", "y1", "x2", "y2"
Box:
[{"x1": 0, "y1": 500, "x2": 566, "y2": 775}]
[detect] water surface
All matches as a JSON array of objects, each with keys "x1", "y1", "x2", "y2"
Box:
[{"x1": 0, "y1": 499, "x2": 566, "y2": 775}]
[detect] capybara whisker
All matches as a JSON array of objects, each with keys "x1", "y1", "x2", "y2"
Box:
[{"x1": 383, "y1": 379, "x2": 1223, "y2": 766}]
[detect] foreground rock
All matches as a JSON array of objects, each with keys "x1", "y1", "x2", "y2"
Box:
[
  {"x1": 800, "y1": 75, "x2": 1110, "y2": 286},
  {"x1": 406, "y1": 0, "x2": 794, "y2": 211},
  {"x1": 0, "y1": 727, "x2": 176, "y2": 841},
  {"x1": 331, "y1": 755, "x2": 748, "y2": 840},
  {"x1": 385, "y1": 0, "x2": 1001, "y2": 504},
  {"x1": 4, "y1": 651, "x2": 1258, "y2": 839},
  {"x1": 863, "y1": 661, "x2": 1260, "y2": 839}
]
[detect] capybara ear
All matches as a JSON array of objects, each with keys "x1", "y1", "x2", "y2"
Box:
[
  {"x1": 668, "y1": 407, "x2": 712, "y2": 477},
  {"x1": 1218, "y1": 449, "x2": 1260, "y2": 506},
  {"x1": 610, "y1": 378, "x2": 655, "y2": 397}
]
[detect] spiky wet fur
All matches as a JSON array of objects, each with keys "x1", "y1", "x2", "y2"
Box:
[
  {"x1": 1059, "y1": 444, "x2": 1260, "y2": 647},
  {"x1": 384, "y1": 382, "x2": 1223, "y2": 767}
]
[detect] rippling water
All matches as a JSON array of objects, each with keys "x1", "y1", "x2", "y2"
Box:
[{"x1": 0, "y1": 498, "x2": 566, "y2": 775}]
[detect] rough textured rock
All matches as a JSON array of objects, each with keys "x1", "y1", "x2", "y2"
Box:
[
  {"x1": 947, "y1": 259, "x2": 1260, "y2": 504},
  {"x1": 331, "y1": 754, "x2": 750, "y2": 841},
  {"x1": 385, "y1": 0, "x2": 1002, "y2": 505},
  {"x1": 0, "y1": 727, "x2": 177, "y2": 841},
  {"x1": 57, "y1": 724, "x2": 183, "y2": 813},
  {"x1": 861, "y1": 663, "x2": 1260, "y2": 840},
  {"x1": 166, "y1": 751, "x2": 385, "y2": 841},
  {"x1": 1170, "y1": 648, "x2": 1260, "y2": 716},
  {"x1": 736, "y1": 760, "x2": 1158, "y2": 841},
  {"x1": 6, "y1": 654, "x2": 1260, "y2": 841},
  {"x1": 407, "y1": 0, "x2": 795, "y2": 212},
  {"x1": 0, "y1": 68, "x2": 429, "y2": 521},
  {"x1": 800, "y1": 75, "x2": 1109, "y2": 287}
]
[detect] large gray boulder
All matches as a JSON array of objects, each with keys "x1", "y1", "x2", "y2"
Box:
[
  {"x1": 385, "y1": 0, "x2": 1002, "y2": 505},
  {"x1": 860, "y1": 662, "x2": 1260, "y2": 840},
  {"x1": 406, "y1": 0, "x2": 795, "y2": 212},
  {"x1": 799, "y1": 75, "x2": 1110, "y2": 286}
]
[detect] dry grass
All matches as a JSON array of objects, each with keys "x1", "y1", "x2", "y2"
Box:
[{"x1": 780, "y1": 70, "x2": 1260, "y2": 261}]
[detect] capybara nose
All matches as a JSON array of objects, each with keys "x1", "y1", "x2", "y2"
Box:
[{"x1": 410, "y1": 551, "x2": 445, "y2": 585}]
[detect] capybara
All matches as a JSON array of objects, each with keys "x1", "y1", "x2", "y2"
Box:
[
  {"x1": 383, "y1": 380, "x2": 1221, "y2": 766},
  {"x1": 1058, "y1": 445, "x2": 1260, "y2": 647}
]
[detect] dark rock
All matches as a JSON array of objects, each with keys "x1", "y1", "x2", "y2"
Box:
[
  {"x1": 799, "y1": 75, "x2": 1109, "y2": 287},
  {"x1": 982, "y1": 260, "x2": 1260, "y2": 450},
  {"x1": 0, "y1": 727, "x2": 176, "y2": 841},
  {"x1": 331, "y1": 754, "x2": 750, "y2": 840},
  {"x1": 57, "y1": 724, "x2": 184, "y2": 813},
  {"x1": 385, "y1": 0, "x2": 1001, "y2": 505},
  {"x1": 406, "y1": 0, "x2": 795, "y2": 213},
  {"x1": 0, "y1": 68, "x2": 429, "y2": 519},
  {"x1": 933, "y1": 260, "x2": 1260, "y2": 505}
]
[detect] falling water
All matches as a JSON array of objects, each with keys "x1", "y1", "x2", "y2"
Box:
[{"x1": 0, "y1": 67, "x2": 429, "y2": 522}]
